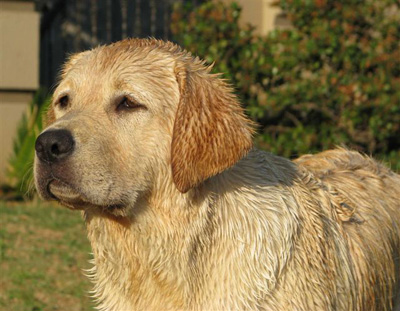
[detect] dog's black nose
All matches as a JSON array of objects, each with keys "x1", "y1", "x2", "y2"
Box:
[{"x1": 35, "y1": 129, "x2": 75, "y2": 163}]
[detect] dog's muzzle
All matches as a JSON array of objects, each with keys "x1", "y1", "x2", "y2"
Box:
[{"x1": 35, "y1": 128, "x2": 82, "y2": 205}]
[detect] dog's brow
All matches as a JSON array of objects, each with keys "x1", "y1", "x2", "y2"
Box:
[{"x1": 114, "y1": 80, "x2": 131, "y2": 90}]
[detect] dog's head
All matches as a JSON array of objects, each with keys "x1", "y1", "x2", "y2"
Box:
[{"x1": 34, "y1": 39, "x2": 253, "y2": 214}]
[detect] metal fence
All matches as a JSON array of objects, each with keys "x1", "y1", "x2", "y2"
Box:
[{"x1": 36, "y1": 0, "x2": 203, "y2": 90}]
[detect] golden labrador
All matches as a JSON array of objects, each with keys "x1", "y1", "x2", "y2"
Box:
[{"x1": 34, "y1": 39, "x2": 400, "y2": 311}]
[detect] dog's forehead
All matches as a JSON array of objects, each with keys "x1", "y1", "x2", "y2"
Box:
[
  {"x1": 53, "y1": 43, "x2": 181, "y2": 112},
  {"x1": 59, "y1": 45, "x2": 177, "y2": 94},
  {"x1": 70, "y1": 44, "x2": 175, "y2": 77}
]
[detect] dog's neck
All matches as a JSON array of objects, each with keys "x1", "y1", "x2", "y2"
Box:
[
  {"x1": 83, "y1": 150, "x2": 300, "y2": 310},
  {"x1": 84, "y1": 164, "x2": 215, "y2": 309}
]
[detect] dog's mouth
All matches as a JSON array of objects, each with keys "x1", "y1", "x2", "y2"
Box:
[
  {"x1": 47, "y1": 179, "x2": 125, "y2": 212},
  {"x1": 47, "y1": 180, "x2": 89, "y2": 210}
]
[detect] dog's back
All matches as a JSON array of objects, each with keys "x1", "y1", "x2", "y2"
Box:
[{"x1": 292, "y1": 149, "x2": 400, "y2": 310}]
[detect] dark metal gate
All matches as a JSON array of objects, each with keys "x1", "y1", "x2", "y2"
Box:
[{"x1": 36, "y1": 0, "x2": 203, "y2": 90}]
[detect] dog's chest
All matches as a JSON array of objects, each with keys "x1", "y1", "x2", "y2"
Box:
[{"x1": 85, "y1": 213, "x2": 189, "y2": 310}]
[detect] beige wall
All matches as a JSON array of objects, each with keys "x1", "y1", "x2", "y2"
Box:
[
  {"x1": 220, "y1": 0, "x2": 287, "y2": 36},
  {"x1": 0, "y1": 1, "x2": 39, "y2": 90},
  {"x1": 0, "y1": 1, "x2": 39, "y2": 182}
]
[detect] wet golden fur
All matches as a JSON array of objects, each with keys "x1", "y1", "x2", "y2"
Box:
[{"x1": 35, "y1": 39, "x2": 400, "y2": 310}]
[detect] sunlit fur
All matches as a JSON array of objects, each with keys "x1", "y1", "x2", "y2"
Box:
[{"x1": 34, "y1": 39, "x2": 400, "y2": 311}]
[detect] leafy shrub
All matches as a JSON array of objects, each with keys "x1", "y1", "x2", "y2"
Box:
[
  {"x1": 4, "y1": 91, "x2": 50, "y2": 199},
  {"x1": 171, "y1": 0, "x2": 400, "y2": 170}
]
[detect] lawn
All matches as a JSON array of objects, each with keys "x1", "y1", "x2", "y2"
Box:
[{"x1": 0, "y1": 200, "x2": 94, "y2": 311}]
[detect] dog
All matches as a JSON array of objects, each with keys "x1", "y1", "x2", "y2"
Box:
[{"x1": 34, "y1": 39, "x2": 400, "y2": 311}]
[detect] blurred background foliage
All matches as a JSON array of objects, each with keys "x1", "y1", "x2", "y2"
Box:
[
  {"x1": 171, "y1": 0, "x2": 400, "y2": 168},
  {"x1": 4, "y1": 0, "x2": 400, "y2": 199},
  {"x1": 3, "y1": 91, "x2": 50, "y2": 200}
]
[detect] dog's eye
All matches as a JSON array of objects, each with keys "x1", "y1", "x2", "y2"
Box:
[
  {"x1": 116, "y1": 96, "x2": 144, "y2": 112},
  {"x1": 57, "y1": 95, "x2": 69, "y2": 109}
]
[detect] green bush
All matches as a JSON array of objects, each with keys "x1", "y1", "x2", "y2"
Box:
[
  {"x1": 4, "y1": 91, "x2": 50, "y2": 199},
  {"x1": 171, "y1": 0, "x2": 400, "y2": 170}
]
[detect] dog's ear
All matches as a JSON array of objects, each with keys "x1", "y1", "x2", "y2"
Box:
[{"x1": 172, "y1": 64, "x2": 254, "y2": 193}]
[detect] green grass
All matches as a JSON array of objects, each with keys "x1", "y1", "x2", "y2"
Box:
[{"x1": 0, "y1": 200, "x2": 94, "y2": 311}]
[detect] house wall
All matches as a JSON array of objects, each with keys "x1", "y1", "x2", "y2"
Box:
[
  {"x1": 0, "y1": 0, "x2": 39, "y2": 182},
  {"x1": 219, "y1": 0, "x2": 288, "y2": 36}
]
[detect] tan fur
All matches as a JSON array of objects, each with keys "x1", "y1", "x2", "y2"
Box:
[
  {"x1": 34, "y1": 39, "x2": 400, "y2": 311},
  {"x1": 172, "y1": 63, "x2": 254, "y2": 192}
]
